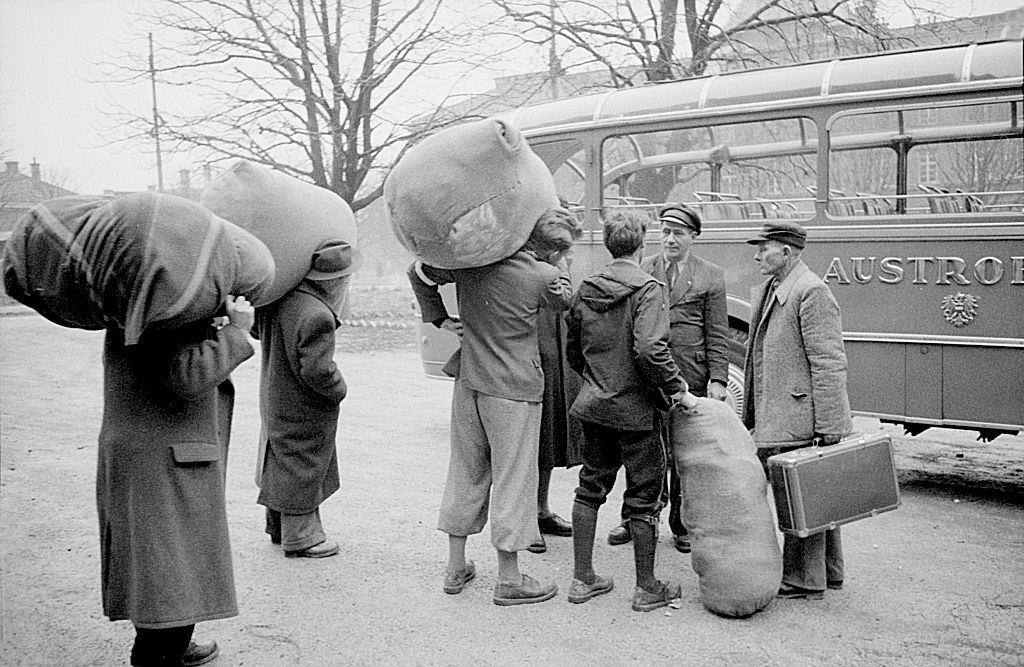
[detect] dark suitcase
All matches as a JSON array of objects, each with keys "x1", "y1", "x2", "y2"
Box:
[{"x1": 767, "y1": 434, "x2": 900, "y2": 537}]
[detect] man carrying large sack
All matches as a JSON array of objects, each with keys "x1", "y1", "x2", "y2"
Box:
[{"x1": 407, "y1": 209, "x2": 579, "y2": 606}]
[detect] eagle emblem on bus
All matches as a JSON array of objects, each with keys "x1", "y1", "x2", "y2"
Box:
[{"x1": 941, "y1": 292, "x2": 979, "y2": 327}]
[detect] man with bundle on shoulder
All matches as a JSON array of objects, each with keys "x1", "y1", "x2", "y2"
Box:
[{"x1": 408, "y1": 208, "x2": 581, "y2": 606}]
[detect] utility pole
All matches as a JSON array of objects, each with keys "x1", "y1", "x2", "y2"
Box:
[
  {"x1": 548, "y1": 0, "x2": 561, "y2": 100},
  {"x1": 149, "y1": 33, "x2": 164, "y2": 192}
]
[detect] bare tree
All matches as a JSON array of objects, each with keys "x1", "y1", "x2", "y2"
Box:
[
  {"x1": 102, "y1": 0, "x2": 501, "y2": 212},
  {"x1": 491, "y1": 0, "x2": 947, "y2": 87}
]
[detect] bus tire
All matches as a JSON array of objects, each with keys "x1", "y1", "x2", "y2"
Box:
[{"x1": 722, "y1": 326, "x2": 748, "y2": 417}]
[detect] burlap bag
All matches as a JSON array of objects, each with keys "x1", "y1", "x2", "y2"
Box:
[
  {"x1": 201, "y1": 161, "x2": 360, "y2": 305},
  {"x1": 383, "y1": 118, "x2": 558, "y2": 269},
  {"x1": 2, "y1": 192, "x2": 274, "y2": 344},
  {"x1": 673, "y1": 398, "x2": 783, "y2": 617}
]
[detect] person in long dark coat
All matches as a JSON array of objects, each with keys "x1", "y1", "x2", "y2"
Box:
[
  {"x1": 98, "y1": 295, "x2": 255, "y2": 666},
  {"x1": 255, "y1": 241, "x2": 360, "y2": 558},
  {"x1": 529, "y1": 306, "x2": 584, "y2": 552}
]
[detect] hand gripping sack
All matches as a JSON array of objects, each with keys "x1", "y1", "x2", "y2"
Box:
[
  {"x1": 201, "y1": 160, "x2": 360, "y2": 305},
  {"x1": 383, "y1": 118, "x2": 559, "y2": 269},
  {"x1": 1, "y1": 192, "x2": 275, "y2": 344},
  {"x1": 673, "y1": 398, "x2": 783, "y2": 617}
]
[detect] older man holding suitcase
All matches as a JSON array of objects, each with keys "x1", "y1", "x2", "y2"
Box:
[{"x1": 743, "y1": 220, "x2": 853, "y2": 600}]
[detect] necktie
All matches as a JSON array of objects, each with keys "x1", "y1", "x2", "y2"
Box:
[{"x1": 667, "y1": 261, "x2": 677, "y2": 292}]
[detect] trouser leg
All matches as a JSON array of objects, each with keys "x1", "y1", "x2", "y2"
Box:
[
  {"x1": 825, "y1": 527, "x2": 844, "y2": 583},
  {"x1": 664, "y1": 411, "x2": 684, "y2": 536},
  {"x1": 437, "y1": 382, "x2": 491, "y2": 538},
  {"x1": 782, "y1": 531, "x2": 827, "y2": 591},
  {"x1": 482, "y1": 395, "x2": 542, "y2": 552},
  {"x1": 265, "y1": 507, "x2": 281, "y2": 544},
  {"x1": 130, "y1": 624, "x2": 194, "y2": 667}
]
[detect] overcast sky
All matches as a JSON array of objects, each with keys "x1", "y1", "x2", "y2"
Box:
[{"x1": 1, "y1": 0, "x2": 1022, "y2": 196}]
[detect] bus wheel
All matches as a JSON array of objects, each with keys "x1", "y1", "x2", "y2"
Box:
[{"x1": 723, "y1": 326, "x2": 747, "y2": 417}]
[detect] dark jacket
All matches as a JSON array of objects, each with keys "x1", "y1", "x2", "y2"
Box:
[
  {"x1": 254, "y1": 280, "x2": 346, "y2": 514},
  {"x1": 641, "y1": 252, "x2": 729, "y2": 395},
  {"x1": 566, "y1": 258, "x2": 686, "y2": 431},
  {"x1": 408, "y1": 251, "x2": 572, "y2": 402},
  {"x1": 97, "y1": 321, "x2": 252, "y2": 628}
]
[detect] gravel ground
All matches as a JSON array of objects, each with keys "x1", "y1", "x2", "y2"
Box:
[{"x1": 1, "y1": 314, "x2": 1023, "y2": 666}]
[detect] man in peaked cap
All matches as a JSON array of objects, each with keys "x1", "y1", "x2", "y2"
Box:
[
  {"x1": 607, "y1": 203, "x2": 730, "y2": 554},
  {"x1": 256, "y1": 240, "x2": 362, "y2": 559},
  {"x1": 742, "y1": 220, "x2": 853, "y2": 600}
]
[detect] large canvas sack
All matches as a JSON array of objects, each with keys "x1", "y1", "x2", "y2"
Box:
[
  {"x1": 383, "y1": 118, "x2": 558, "y2": 269},
  {"x1": 201, "y1": 161, "x2": 359, "y2": 305},
  {"x1": 673, "y1": 398, "x2": 782, "y2": 617},
  {"x1": 1, "y1": 192, "x2": 275, "y2": 344}
]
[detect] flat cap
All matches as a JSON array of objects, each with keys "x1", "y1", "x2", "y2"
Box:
[
  {"x1": 658, "y1": 203, "x2": 701, "y2": 235},
  {"x1": 746, "y1": 220, "x2": 806, "y2": 249}
]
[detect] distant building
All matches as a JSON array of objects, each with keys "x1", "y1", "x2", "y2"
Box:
[{"x1": 0, "y1": 160, "x2": 76, "y2": 235}]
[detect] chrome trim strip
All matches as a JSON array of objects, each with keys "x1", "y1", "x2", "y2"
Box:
[
  {"x1": 698, "y1": 75, "x2": 719, "y2": 110},
  {"x1": 821, "y1": 59, "x2": 840, "y2": 96},
  {"x1": 525, "y1": 79, "x2": 1023, "y2": 137},
  {"x1": 961, "y1": 43, "x2": 978, "y2": 83},
  {"x1": 853, "y1": 410, "x2": 1023, "y2": 431},
  {"x1": 591, "y1": 89, "x2": 617, "y2": 121},
  {"x1": 844, "y1": 332, "x2": 1024, "y2": 348}
]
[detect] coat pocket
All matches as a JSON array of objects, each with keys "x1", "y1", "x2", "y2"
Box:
[{"x1": 170, "y1": 442, "x2": 221, "y2": 466}]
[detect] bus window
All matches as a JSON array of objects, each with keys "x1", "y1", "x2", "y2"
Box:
[
  {"x1": 601, "y1": 117, "x2": 817, "y2": 220},
  {"x1": 829, "y1": 99, "x2": 1024, "y2": 215},
  {"x1": 531, "y1": 138, "x2": 587, "y2": 208}
]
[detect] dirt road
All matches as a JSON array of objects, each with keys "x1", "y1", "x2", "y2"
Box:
[{"x1": 1, "y1": 315, "x2": 1022, "y2": 665}]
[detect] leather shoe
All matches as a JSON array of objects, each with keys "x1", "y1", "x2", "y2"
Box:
[
  {"x1": 631, "y1": 580, "x2": 681, "y2": 612},
  {"x1": 285, "y1": 539, "x2": 340, "y2": 558},
  {"x1": 827, "y1": 580, "x2": 844, "y2": 590},
  {"x1": 777, "y1": 584, "x2": 824, "y2": 600},
  {"x1": 527, "y1": 537, "x2": 547, "y2": 554},
  {"x1": 183, "y1": 640, "x2": 219, "y2": 667},
  {"x1": 568, "y1": 574, "x2": 614, "y2": 604},
  {"x1": 443, "y1": 560, "x2": 476, "y2": 595},
  {"x1": 673, "y1": 533, "x2": 691, "y2": 554},
  {"x1": 607, "y1": 523, "x2": 631, "y2": 546},
  {"x1": 493, "y1": 573, "x2": 558, "y2": 606},
  {"x1": 538, "y1": 513, "x2": 573, "y2": 537}
]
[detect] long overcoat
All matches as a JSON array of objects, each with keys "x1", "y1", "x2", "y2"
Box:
[
  {"x1": 97, "y1": 322, "x2": 253, "y2": 628},
  {"x1": 742, "y1": 260, "x2": 852, "y2": 448},
  {"x1": 254, "y1": 281, "x2": 346, "y2": 514}
]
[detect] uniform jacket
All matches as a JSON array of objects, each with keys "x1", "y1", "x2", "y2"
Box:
[
  {"x1": 742, "y1": 260, "x2": 853, "y2": 448},
  {"x1": 641, "y1": 252, "x2": 729, "y2": 395},
  {"x1": 566, "y1": 258, "x2": 686, "y2": 431},
  {"x1": 408, "y1": 251, "x2": 572, "y2": 403},
  {"x1": 254, "y1": 280, "x2": 346, "y2": 514},
  {"x1": 97, "y1": 321, "x2": 253, "y2": 628}
]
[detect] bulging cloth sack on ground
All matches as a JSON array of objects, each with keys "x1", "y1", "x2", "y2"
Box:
[
  {"x1": 673, "y1": 398, "x2": 782, "y2": 617},
  {"x1": 201, "y1": 160, "x2": 360, "y2": 305},
  {"x1": 383, "y1": 118, "x2": 558, "y2": 269},
  {"x1": 1, "y1": 192, "x2": 275, "y2": 344}
]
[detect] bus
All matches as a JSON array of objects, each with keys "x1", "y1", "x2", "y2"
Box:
[{"x1": 417, "y1": 40, "x2": 1024, "y2": 441}]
